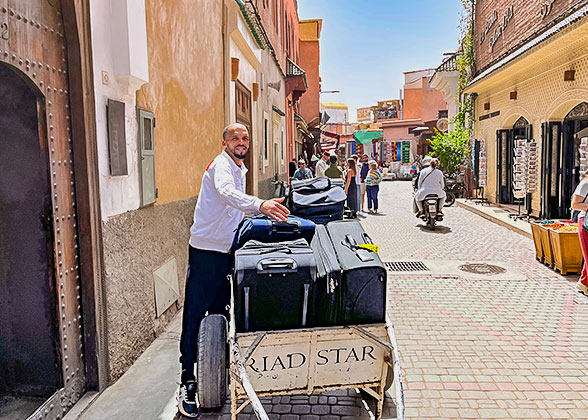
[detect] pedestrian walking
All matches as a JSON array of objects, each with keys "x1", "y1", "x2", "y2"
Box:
[
  {"x1": 352, "y1": 154, "x2": 362, "y2": 212},
  {"x1": 293, "y1": 159, "x2": 314, "y2": 180},
  {"x1": 178, "y1": 123, "x2": 289, "y2": 418},
  {"x1": 345, "y1": 157, "x2": 358, "y2": 218},
  {"x1": 325, "y1": 154, "x2": 344, "y2": 180},
  {"x1": 366, "y1": 160, "x2": 383, "y2": 214},
  {"x1": 571, "y1": 173, "x2": 588, "y2": 297},
  {"x1": 359, "y1": 153, "x2": 370, "y2": 210},
  {"x1": 315, "y1": 150, "x2": 330, "y2": 177}
]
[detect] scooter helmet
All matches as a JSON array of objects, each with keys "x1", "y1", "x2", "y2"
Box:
[{"x1": 422, "y1": 156, "x2": 432, "y2": 167}]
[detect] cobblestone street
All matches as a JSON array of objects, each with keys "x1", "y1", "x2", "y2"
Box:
[{"x1": 360, "y1": 181, "x2": 588, "y2": 419}]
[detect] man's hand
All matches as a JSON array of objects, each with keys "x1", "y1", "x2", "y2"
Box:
[{"x1": 260, "y1": 197, "x2": 290, "y2": 222}]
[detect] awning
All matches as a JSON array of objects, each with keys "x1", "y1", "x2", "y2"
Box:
[{"x1": 353, "y1": 130, "x2": 383, "y2": 144}]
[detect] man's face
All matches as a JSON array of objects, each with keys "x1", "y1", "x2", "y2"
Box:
[
  {"x1": 223, "y1": 127, "x2": 250, "y2": 160},
  {"x1": 322, "y1": 153, "x2": 329, "y2": 162}
]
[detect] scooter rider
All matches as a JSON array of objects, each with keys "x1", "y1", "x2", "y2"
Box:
[
  {"x1": 415, "y1": 157, "x2": 446, "y2": 217},
  {"x1": 178, "y1": 123, "x2": 290, "y2": 417}
]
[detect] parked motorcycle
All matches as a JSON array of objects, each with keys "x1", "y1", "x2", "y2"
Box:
[{"x1": 444, "y1": 174, "x2": 466, "y2": 207}]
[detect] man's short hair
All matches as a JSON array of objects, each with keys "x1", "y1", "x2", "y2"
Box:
[
  {"x1": 298, "y1": 159, "x2": 306, "y2": 164},
  {"x1": 322, "y1": 150, "x2": 330, "y2": 156},
  {"x1": 329, "y1": 155, "x2": 338, "y2": 164},
  {"x1": 222, "y1": 123, "x2": 247, "y2": 141}
]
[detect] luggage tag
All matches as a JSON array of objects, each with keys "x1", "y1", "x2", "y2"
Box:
[{"x1": 358, "y1": 243, "x2": 379, "y2": 254}]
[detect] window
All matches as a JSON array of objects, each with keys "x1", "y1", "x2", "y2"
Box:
[
  {"x1": 138, "y1": 109, "x2": 157, "y2": 206},
  {"x1": 263, "y1": 113, "x2": 269, "y2": 167}
]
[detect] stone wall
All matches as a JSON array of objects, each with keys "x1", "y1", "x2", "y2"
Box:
[{"x1": 102, "y1": 196, "x2": 196, "y2": 383}]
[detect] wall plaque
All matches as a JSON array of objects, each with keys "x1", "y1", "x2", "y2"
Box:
[{"x1": 107, "y1": 99, "x2": 129, "y2": 176}]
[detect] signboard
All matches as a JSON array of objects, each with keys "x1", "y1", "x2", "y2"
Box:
[
  {"x1": 479, "y1": 149, "x2": 487, "y2": 187},
  {"x1": 357, "y1": 107, "x2": 372, "y2": 123},
  {"x1": 234, "y1": 325, "x2": 389, "y2": 395}
]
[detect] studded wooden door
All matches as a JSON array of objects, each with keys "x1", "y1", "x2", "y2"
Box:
[{"x1": 0, "y1": 1, "x2": 86, "y2": 418}]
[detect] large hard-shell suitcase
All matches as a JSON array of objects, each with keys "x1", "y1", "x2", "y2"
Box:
[
  {"x1": 233, "y1": 239, "x2": 317, "y2": 332},
  {"x1": 233, "y1": 215, "x2": 316, "y2": 250},
  {"x1": 309, "y1": 224, "x2": 341, "y2": 326},
  {"x1": 289, "y1": 177, "x2": 346, "y2": 225},
  {"x1": 325, "y1": 220, "x2": 386, "y2": 324}
]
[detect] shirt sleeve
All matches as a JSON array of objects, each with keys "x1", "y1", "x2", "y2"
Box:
[
  {"x1": 213, "y1": 163, "x2": 263, "y2": 213},
  {"x1": 574, "y1": 180, "x2": 588, "y2": 199}
]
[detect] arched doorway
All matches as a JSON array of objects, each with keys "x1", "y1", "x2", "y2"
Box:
[
  {"x1": 0, "y1": 2, "x2": 90, "y2": 418},
  {"x1": 0, "y1": 64, "x2": 61, "y2": 417},
  {"x1": 497, "y1": 116, "x2": 531, "y2": 204},
  {"x1": 541, "y1": 102, "x2": 588, "y2": 218}
]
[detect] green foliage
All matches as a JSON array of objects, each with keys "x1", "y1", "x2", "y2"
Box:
[
  {"x1": 430, "y1": 125, "x2": 471, "y2": 176},
  {"x1": 430, "y1": 0, "x2": 475, "y2": 174}
]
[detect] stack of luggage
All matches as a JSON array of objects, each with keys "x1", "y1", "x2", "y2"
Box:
[{"x1": 232, "y1": 179, "x2": 387, "y2": 332}]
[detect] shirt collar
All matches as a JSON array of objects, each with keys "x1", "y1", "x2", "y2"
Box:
[{"x1": 222, "y1": 150, "x2": 248, "y2": 174}]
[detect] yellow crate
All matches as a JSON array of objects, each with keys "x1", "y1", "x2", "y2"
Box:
[
  {"x1": 530, "y1": 222, "x2": 544, "y2": 263},
  {"x1": 548, "y1": 229, "x2": 583, "y2": 275},
  {"x1": 539, "y1": 226, "x2": 554, "y2": 268}
]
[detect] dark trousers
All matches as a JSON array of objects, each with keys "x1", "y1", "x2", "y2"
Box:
[
  {"x1": 367, "y1": 185, "x2": 379, "y2": 210},
  {"x1": 179, "y1": 245, "x2": 232, "y2": 384}
]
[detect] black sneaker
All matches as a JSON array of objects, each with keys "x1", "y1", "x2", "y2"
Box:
[{"x1": 177, "y1": 380, "x2": 198, "y2": 418}]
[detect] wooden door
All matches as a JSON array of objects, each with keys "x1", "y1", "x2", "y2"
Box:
[
  {"x1": 236, "y1": 81, "x2": 253, "y2": 194},
  {"x1": 0, "y1": 1, "x2": 86, "y2": 417}
]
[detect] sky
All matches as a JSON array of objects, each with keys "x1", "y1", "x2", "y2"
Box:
[{"x1": 297, "y1": 0, "x2": 464, "y2": 122}]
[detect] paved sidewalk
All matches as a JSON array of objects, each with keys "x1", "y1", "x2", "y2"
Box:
[{"x1": 361, "y1": 181, "x2": 588, "y2": 419}]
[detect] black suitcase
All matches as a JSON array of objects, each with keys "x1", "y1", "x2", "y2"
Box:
[
  {"x1": 289, "y1": 177, "x2": 346, "y2": 225},
  {"x1": 309, "y1": 224, "x2": 341, "y2": 327},
  {"x1": 232, "y1": 215, "x2": 316, "y2": 250},
  {"x1": 233, "y1": 239, "x2": 317, "y2": 332},
  {"x1": 325, "y1": 220, "x2": 387, "y2": 325}
]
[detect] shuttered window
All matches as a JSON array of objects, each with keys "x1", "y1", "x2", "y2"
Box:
[{"x1": 138, "y1": 109, "x2": 156, "y2": 206}]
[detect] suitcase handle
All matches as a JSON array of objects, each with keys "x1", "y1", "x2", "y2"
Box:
[
  {"x1": 362, "y1": 232, "x2": 374, "y2": 245},
  {"x1": 257, "y1": 258, "x2": 298, "y2": 273},
  {"x1": 271, "y1": 219, "x2": 301, "y2": 233}
]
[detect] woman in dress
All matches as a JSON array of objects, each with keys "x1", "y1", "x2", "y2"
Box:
[{"x1": 345, "y1": 158, "x2": 358, "y2": 218}]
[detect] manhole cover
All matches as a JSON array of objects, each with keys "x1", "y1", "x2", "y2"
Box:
[
  {"x1": 458, "y1": 263, "x2": 506, "y2": 275},
  {"x1": 385, "y1": 261, "x2": 430, "y2": 272}
]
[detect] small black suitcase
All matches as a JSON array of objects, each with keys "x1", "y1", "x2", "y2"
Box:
[
  {"x1": 309, "y1": 224, "x2": 341, "y2": 326},
  {"x1": 233, "y1": 239, "x2": 317, "y2": 332},
  {"x1": 325, "y1": 220, "x2": 387, "y2": 325},
  {"x1": 288, "y1": 177, "x2": 346, "y2": 225}
]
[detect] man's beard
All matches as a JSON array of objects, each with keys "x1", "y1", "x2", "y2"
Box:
[{"x1": 231, "y1": 146, "x2": 248, "y2": 159}]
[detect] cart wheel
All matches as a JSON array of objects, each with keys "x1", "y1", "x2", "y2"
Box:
[{"x1": 197, "y1": 314, "x2": 227, "y2": 409}]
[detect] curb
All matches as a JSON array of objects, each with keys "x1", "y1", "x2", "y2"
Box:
[{"x1": 456, "y1": 200, "x2": 533, "y2": 239}]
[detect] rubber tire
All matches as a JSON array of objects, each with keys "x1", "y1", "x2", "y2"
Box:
[
  {"x1": 445, "y1": 192, "x2": 455, "y2": 207},
  {"x1": 428, "y1": 216, "x2": 436, "y2": 231},
  {"x1": 197, "y1": 314, "x2": 227, "y2": 409}
]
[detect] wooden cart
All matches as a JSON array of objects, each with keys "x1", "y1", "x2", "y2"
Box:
[{"x1": 223, "y1": 277, "x2": 406, "y2": 420}]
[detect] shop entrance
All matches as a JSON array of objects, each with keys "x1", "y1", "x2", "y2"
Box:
[
  {"x1": 497, "y1": 117, "x2": 531, "y2": 204},
  {"x1": 541, "y1": 102, "x2": 588, "y2": 218}
]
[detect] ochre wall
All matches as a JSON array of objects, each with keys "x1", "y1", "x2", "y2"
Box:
[
  {"x1": 474, "y1": 0, "x2": 580, "y2": 72},
  {"x1": 299, "y1": 37, "x2": 320, "y2": 125},
  {"x1": 403, "y1": 85, "x2": 423, "y2": 120},
  {"x1": 137, "y1": 0, "x2": 225, "y2": 205}
]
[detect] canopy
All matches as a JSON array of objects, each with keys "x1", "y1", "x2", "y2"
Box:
[{"x1": 353, "y1": 130, "x2": 383, "y2": 144}]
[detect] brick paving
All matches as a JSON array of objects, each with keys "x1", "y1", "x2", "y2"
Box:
[
  {"x1": 360, "y1": 181, "x2": 588, "y2": 419},
  {"x1": 180, "y1": 180, "x2": 588, "y2": 419}
]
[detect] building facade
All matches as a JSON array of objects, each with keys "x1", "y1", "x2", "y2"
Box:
[
  {"x1": 465, "y1": 0, "x2": 588, "y2": 218},
  {"x1": 382, "y1": 69, "x2": 448, "y2": 160}
]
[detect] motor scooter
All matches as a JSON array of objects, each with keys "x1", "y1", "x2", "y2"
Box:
[{"x1": 420, "y1": 194, "x2": 443, "y2": 230}]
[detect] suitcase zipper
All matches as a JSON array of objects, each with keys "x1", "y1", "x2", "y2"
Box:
[{"x1": 244, "y1": 286, "x2": 250, "y2": 331}]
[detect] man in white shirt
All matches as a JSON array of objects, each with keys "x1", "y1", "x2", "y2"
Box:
[
  {"x1": 178, "y1": 123, "x2": 289, "y2": 417},
  {"x1": 315, "y1": 150, "x2": 330, "y2": 177}
]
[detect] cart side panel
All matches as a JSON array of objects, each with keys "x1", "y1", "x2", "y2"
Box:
[{"x1": 236, "y1": 325, "x2": 388, "y2": 395}]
